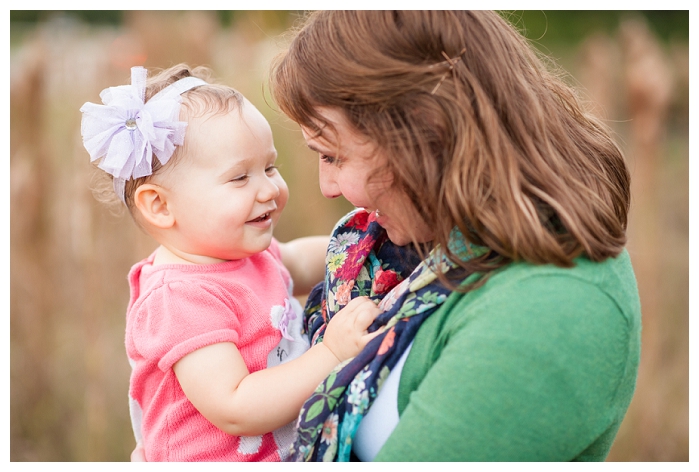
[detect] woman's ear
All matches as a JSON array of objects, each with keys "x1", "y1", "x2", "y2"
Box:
[{"x1": 133, "y1": 184, "x2": 175, "y2": 229}]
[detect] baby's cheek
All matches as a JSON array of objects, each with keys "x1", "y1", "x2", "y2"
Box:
[{"x1": 276, "y1": 182, "x2": 289, "y2": 212}]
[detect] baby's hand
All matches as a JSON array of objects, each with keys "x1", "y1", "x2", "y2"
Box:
[{"x1": 322, "y1": 296, "x2": 382, "y2": 362}]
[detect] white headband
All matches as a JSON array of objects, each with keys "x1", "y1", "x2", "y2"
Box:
[{"x1": 80, "y1": 66, "x2": 207, "y2": 203}]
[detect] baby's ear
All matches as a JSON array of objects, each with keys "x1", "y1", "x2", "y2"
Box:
[{"x1": 133, "y1": 184, "x2": 175, "y2": 229}]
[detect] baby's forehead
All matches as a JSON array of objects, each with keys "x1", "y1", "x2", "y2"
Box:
[{"x1": 179, "y1": 99, "x2": 273, "y2": 152}]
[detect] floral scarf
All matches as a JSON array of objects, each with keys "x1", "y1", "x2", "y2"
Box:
[{"x1": 288, "y1": 208, "x2": 483, "y2": 461}]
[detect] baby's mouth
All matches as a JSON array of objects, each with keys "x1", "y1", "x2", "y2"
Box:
[{"x1": 248, "y1": 212, "x2": 271, "y2": 223}]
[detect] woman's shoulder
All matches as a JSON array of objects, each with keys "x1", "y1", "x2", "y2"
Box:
[
  {"x1": 419, "y1": 248, "x2": 642, "y2": 387},
  {"x1": 438, "y1": 249, "x2": 641, "y2": 341},
  {"x1": 474, "y1": 249, "x2": 637, "y2": 314},
  {"x1": 400, "y1": 255, "x2": 641, "y2": 462}
]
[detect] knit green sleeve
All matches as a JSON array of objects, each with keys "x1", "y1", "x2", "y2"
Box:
[{"x1": 374, "y1": 271, "x2": 637, "y2": 461}]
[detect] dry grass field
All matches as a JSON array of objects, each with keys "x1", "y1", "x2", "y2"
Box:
[{"x1": 9, "y1": 11, "x2": 689, "y2": 461}]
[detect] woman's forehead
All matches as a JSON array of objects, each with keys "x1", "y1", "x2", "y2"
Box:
[{"x1": 304, "y1": 108, "x2": 375, "y2": 149}]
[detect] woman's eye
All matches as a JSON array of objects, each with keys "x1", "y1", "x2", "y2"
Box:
[{"x1": 320, "y1": 154, "x2": 336, "y2": 165}]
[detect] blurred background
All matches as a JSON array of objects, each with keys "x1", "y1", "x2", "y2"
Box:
[{"x1": 9, "y1": 10, "x2": 689, "y2": 461}]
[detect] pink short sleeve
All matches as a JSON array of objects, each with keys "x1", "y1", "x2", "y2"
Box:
[{"x1": 130, "y1": 280, "x2": 242, "y2": 371}]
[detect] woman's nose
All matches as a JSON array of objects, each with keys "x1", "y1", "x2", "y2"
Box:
[{"x1": 318, "y1": 162, "x2": 341, "y2": 199}]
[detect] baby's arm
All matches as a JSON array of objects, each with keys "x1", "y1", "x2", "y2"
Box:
[
  {"x1": 278, "y1": 236, "x2": 330, "y2": 295},
  {"x1": 173, "y1": 296, "x2": 380, "y2": 436}
]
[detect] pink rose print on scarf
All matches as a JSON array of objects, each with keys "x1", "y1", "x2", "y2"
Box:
[
  {"x1": 335, "y1": 280, "x2": 355, "y2": 305},
  {"x1": 334, "y1": 234, "x2": 376, "y2": 281},
  {"x1": 346, "y1": 210, "x2": 374, "y2": 231},
  {"x1": 371, "y1": 268, "x2": 401, "y2": 294}
]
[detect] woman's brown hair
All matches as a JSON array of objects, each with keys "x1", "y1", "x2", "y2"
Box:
[{"x1": 269, "y1": 11, "x2": 630, "y2": 288}]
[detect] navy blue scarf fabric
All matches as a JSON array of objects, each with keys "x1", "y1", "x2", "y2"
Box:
[{"x1": 289, "y1": 209, "x2": 482, "y2": 461}]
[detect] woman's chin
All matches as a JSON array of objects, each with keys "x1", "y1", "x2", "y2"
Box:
[
  {"x1": 384, "y1": 228, "x2": 432, "y2": 247},
  {"x1": 378, "y1": 213, "x2": 434, "y2": 247}
]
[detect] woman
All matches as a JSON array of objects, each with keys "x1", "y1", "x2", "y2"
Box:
[{"x1": 268, "y1": 10, "x2": 641, "y2": 461}]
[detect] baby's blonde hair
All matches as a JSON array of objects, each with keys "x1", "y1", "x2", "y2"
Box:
[{"x1": 93, "y1": 64, "x2": 243, "y2": 218}]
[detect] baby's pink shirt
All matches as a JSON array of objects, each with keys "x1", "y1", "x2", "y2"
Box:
[{"x1": 125, "y1": 239, "x2": 304, "y2": 461}]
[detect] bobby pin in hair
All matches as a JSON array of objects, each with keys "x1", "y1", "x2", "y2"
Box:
[{"x1": 431, "y1": 48, "x2": 467, "y2": 95}]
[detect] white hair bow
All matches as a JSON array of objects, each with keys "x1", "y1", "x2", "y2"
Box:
[{"x1": 80, "y1": 66, "x2": 206, "y2": 202}]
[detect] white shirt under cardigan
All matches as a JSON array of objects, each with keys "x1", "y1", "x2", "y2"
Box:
[{"x1": 351, "y1": 342, "x2": 413, "y2": 461}]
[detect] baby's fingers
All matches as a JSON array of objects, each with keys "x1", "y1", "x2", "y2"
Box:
[
  {"x1": 323, "y1": 296, "x2": 382, "y2": 361},
  {"x1": 359, "y1": 326, "x2": 385, "y2": 349},
  {"x1": 353, "y1": 301, "x2": 381, "y2": 330},
  {"x1": 342, "y1": 295, "x2": 372, "y2": 311}
]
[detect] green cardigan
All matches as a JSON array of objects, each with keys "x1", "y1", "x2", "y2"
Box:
[{"x1": 374, "y1": 250, "x2": 641, "y2": 461}]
